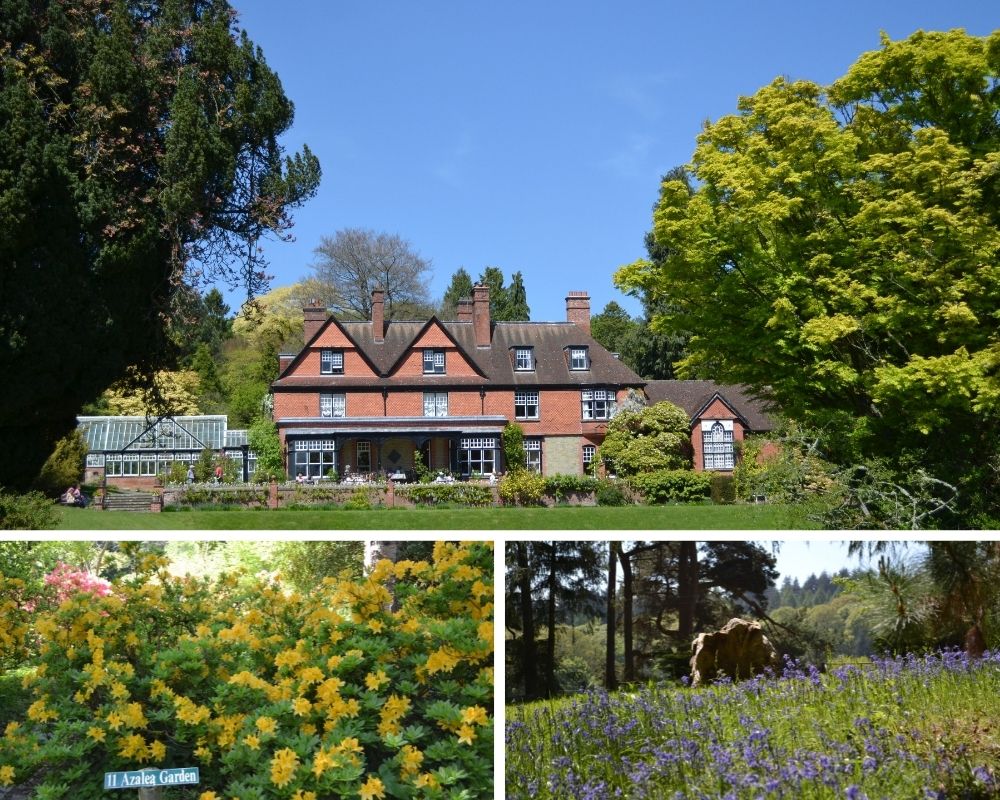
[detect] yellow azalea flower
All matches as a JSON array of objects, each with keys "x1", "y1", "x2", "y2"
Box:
[
  {"x1": 255, "y1": 716, "x2": 277, "y2": 735},
  {"x1": 461, "y1": 705, "x2": 489, "y2": 727},
  {"x1": 478, "y1": 621, "x2": 494, "y2": 644},
  {"x1": 311, "y1": 747, "x2": 336, "y2": 778},
  {"x1": 400, "y1": 618, "x2": 421, "y2": 634},
  {"x1": 87, "y1": 726, "x2": 106, "y2": 743},
  {"x1": 298, "y1": 666, "x2": 324, "y2": 684},
  {"x1": 291, "y1": 791, "x2": 316, "y2": 800},
  {"x1": 457, "y1": 724, "x2": 476, "y2": 745},
  {"x1": 194, "y1": 745, "x2": 212, "y2": 763},
  {"x1": 199, "y1": 792, "x2": 218, "y2": 800},
  {"x1": 292, "y1": 697, "x2": 311, "y2": 716},
  {"x1": 0, "y1": 765, "x2": 15, "y2": 787},
  {"x1": 340, "y1": 736, "x2": 363, "y2": 754},
  {"x1": 415, "y1": 772, "x2": 439, "y2": 789},
  {"x1": 270, "y1": 747, "x2": 299, "y2": 788},
  {"x1": 400, "y1": 744, "x2": 423, "y2": 775},
  {"x1": 425, "y1": 648, "x2": 459, "y2": 674},
  {"x1": 123, "y1": 702, "x2": 147, "y2": 728},
  {"x1": 150, "y1": 740, "x2": 166, "y2": 761},
  {"x1": 243, "y1": 734, "x2": 260, "y2": 750},
  {"x1": 300, "y1": 723, "x2": 317, "y2": 736},
  {"x1": 3, "y1": 722, "x2": 20, "y2": 738},
  {"x1": 110, "y1": 681, "x2": 129, "y2": 700},
  {"x1": 274, "y1": 648, "x2": 305, "y2": 669},
  {"x1": 364, "y1": 670, "x2": 389, "y2": 691},
  {"x1": 359, "y1": 775, "x2": 386, "y2": 800}
]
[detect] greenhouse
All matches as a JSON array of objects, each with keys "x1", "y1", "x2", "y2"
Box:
[{"x1": 78, "y1": 415, "x2": 257, "y2": 485}]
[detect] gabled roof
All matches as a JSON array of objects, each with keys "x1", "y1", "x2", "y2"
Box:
[
  {"x1": 383, "y1": 316, "x2": 488, "y2": 379},
  {"x1": 277, "y1": 314, "x2": 380, "y2": 380},
  {"x1": 273, "y1": 317, "x2": 643, "y2": 388},
  {"x1": 644, "y1": 380, "x2": 776, "y2": 432}
]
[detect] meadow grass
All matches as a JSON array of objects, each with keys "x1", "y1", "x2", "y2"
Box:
[
  {"x1": 506, "y1": 652, "x2": 1000, "y2": 799},
  {"x1": 53, "y1": 503, "x2": 815, "y2": 530}
]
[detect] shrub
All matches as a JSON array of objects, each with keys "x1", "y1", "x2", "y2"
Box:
[
  {"x1": 0, "y1": 490, "x2": 57, "y2": 530},
  {"x1": 595, "y1": 481, "x2": 629, "y2": 506},
  {"x1": 398, "y1": 484, "x2": 494, "y2": 508},
  {"x1": 598, "y1": 402, "x2": 692, "y2": 476},
  {"x1": 628, "y1": 469, "x2": 712, "y2": 504},
  {"x1": 497, "y1": 470, "x2": 546, "y2": 506},
  {"x1": 501, "y1": 423, "x2": 526, "y2": 473},
  {"x1": 247, "y1": 418, "x2": 284, "y2": 479},
  {"x1": 710, "y1": 474, "x2": 737, "y2": 504},
  {"x1": 542, "y1": 474, "x2": 598, "y2": 502},
  {"x1": 33, "y1": 430, "x2": 88, "y2": 497},
  {"x1": 0, "y1": 542, "x2": 494, "y2": 799},
  {"x1": 342, "y1": 486, "x2": 373, "y2": 510}
]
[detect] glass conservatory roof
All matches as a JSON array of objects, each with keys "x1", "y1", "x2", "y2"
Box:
[{"x1": 78, "y1": 415, "x2": 247, "y2": 453}]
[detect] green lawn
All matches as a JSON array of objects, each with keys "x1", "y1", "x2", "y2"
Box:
[{"x1": 54, "y1": 503, "x2": 816, "y2": 530}]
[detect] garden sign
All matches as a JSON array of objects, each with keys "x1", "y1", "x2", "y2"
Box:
[{"x1": 104, "y1": 767, "x2": 199, "y2": 796}]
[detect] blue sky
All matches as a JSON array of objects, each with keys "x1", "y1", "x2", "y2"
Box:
[{"x1": 228, "y1": 1, "x2": 997, "y2": 323}]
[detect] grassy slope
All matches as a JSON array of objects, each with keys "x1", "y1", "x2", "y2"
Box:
[{"x1": 54, "y1": 504, "x2": 816, "y2": 530}]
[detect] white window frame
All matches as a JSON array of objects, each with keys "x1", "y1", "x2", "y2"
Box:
[
  {"x1": 582, "y1": 444, "x2": 596, "y2": 472},
  {"x1": 320, "y1": 393, "x2": 346, "y2": 418},
  {"x1": 702, "y1": 420, "x2": 735, "y2": 470},
  {"x1": 356, "y1": 440, "x2": 372, "y2": 472},
  {"x1": 570, "y1": 347, "x2": 589, "y2": 370},
  {"x1": 459, "y1": 437, "x2": 497, "y2": 476},
  {"x1": 291, "y1": 439, "x2": 337, "y2": 480},
  {"x1": 525, "y1": 439, "x2": 542, "y2": 473},
  {"x1": 320, "y1": 349, "x2": 344, "y2": 375},
  {"x1": 423, "y1": 349, "x2": 446, "y2": 374},
  {"x1": 514, "y1": 390, "x2": 539, "y2": 420},
  {"x1": 581, "y1": 388, "x2": 613, "y2": 420},
  {"x1": 423, "y1": 392, "x2": 449, "y2": 417},
  {"x1": 514, "y1": 347, "x2": 534, "y2": 371}
]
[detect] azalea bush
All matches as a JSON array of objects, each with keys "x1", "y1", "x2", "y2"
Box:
[{"x1": 0, "y1": 541, "x2": 494, "y2": 799}]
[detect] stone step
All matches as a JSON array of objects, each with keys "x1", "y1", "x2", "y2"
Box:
[{"x1": 103, "y1": 492, "x2": 157, "y2": 512}]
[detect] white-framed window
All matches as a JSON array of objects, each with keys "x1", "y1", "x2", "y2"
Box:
[
  {"x1": 702, "y1": 420, "x2": 735, "y2": 470},
  {"x1": 356, "y1": 440, "x2": 372, "y2": 472},
  {"x1": 525, "y1": 438, "x2": 542, "y2": 473},
  {"x1": 460, "y1": 437, "x2": 497, "y2": 476},
  {"x1": 582, "y1": 444, "x2": 596, "y2": 472},
  {"x1": 86, "y1": 453, "x2": 106, "y2": 467},
  {"x1": 320, "y1": 349, "x2": 344, "y2": 375},
  {"x1": 423, "y1": 349, "x2": 446, "y2": 374},
  {"x1": 320, "y1": 393, "x2": 346, "y2": 418},
  {"x1": 570, "y1": 347, "x2": 589, "y2": 370},
  {"x1": 292, "y1": 439, "x2": 337, "y2": 480},
  {"x1": 514, "y1": 347, "x2": 534, "y2": 371},
  {"x1": 514, "y1": 390, "x2": 539, "y2": 420},
  {"x1": 581, "y1": 388, "x2": 613, "y2": 420},
  {"x1": 423, "y1": 392, "x2": 448, "y2": 417}
]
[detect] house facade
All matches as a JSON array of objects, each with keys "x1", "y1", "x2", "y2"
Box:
[
  {"x1": 644, "y1": 380, "x2": 774, "y2": 473},
  {"x1": 270, "y1": 287, "x2": 645, "y2": 480}
]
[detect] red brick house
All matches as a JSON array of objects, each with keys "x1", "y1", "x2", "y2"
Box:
[
  {"x1": 644, "y1": 380, "x2": 775, "y2": 473},
  {"x1": 270, "y1": 287, "x2": 644, "y2": 479}
]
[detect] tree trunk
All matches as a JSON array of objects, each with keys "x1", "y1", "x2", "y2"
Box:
[
  {"x1": 677, "y1": 541, "x2": 699, "y2": 642},
  {"x1": 619, "y1": 544, "x2": 634, "y2": 683},
  {"x1": 606, "y1": 541, "x2": 618, "y2": 691},
  {"x1": 516, "y1": 542, "x2": 540, "y2": 700},
  {"x1": 546, "y1": 543, "x2": 557, "y2": 697}
]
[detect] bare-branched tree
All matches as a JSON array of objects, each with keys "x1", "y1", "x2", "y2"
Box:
[{"x1": 311, "y1": 228, "x2": 433, "y2": 319}]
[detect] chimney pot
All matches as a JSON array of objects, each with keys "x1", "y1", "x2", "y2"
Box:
[{"x1": 457, "y1": 298, "x2": 473, "y2": 323}]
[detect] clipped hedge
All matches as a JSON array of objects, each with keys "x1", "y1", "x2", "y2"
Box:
[
  {"x1": 542, "y1": 475, "x2": 599, "y2": 502},
  {"x1": 396, "y1": 484, "x2": 493, "y2": 508},
  {"x1": 627, "y1": 469, "x2": 712, "y2": 504},
  {"x1": 0, "y1": 542, "x2": 494, "y2": 800}
]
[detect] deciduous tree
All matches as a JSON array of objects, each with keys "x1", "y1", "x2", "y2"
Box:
[
  {"x1": 311, "y1": 228, "x2": 432, "y2": 320},
  {"x1": 616, "y1": 30, "x2": 1000, "y2": 524}
]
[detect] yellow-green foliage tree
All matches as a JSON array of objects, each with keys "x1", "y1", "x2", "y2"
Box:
[
  {"x1": 102, "y1": 369, "x2": 203, "y2": 416},
  {"x1": 0, "y1": 541, "x2": 494, "y2": 799},
  {"x1": 616, "y1": 30, "x2": 1000, "y2": 525}
]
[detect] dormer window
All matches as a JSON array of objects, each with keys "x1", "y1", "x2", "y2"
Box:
[
  {"x1": 570, "y1": 347, "x2": 589, "y2": 370},
  {"x1": 320, "y1": 349, "x2": 344, "y2": 375},
  {"x1": 514, "y1": 347, "x2": 534, "y2": 371},
  {"x1": 423, "y1": 349, "x2": 446, "y2": 374}
]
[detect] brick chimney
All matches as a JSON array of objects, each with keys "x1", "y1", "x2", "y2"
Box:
[
  {"x1": 457, "y1": 298, "x2": 473, "y2": 323},
  {"x1": 472, "y1": 284, "x2": 491, "y2": 347},
  {"x1": 278, "y1": 353, "x2": 295, "y2": 374},
  {"x1": 566, "y1": 291, "x2": 591, "y2": 336},
  {"x1": 303, "y1": 300, "x2": 327, "y2": 344},
  {"x1": 372, "y1": 288, "x2": 385, "y2": 343}
]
